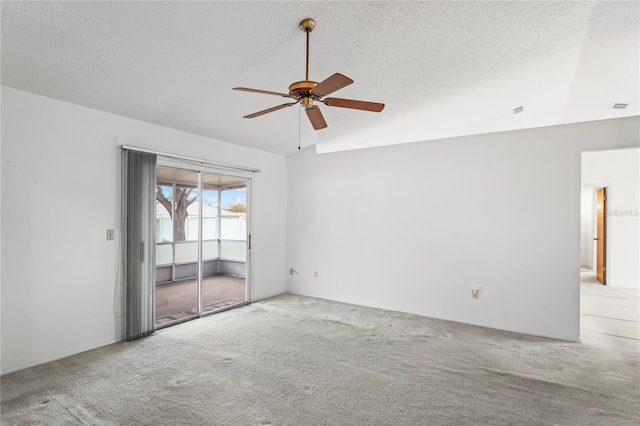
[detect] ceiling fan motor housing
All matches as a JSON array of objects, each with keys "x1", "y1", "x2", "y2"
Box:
[{"x1": 289, "y1": 80, "x2": 318, "y2": 108}]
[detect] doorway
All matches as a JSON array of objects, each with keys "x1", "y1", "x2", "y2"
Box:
[
  {"x1": 580, "y1": 186, "x2": 607, "y2": 285},
  {"x1": 595, "y1": 187, "x2": 606, "y2": 284},
  {"x1": 154, "y1": 164, "x2": 250, "y2": 328}
]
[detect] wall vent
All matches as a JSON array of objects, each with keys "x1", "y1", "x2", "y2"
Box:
[
  {"x1": 513, "y1": 106, "x2": 524, "y2": 114},
  {"x1": 610, "y1": 103, "x2": 628, "y2": 109}
]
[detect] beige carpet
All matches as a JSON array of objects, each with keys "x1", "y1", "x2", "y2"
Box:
[{"x1": 1, "y1": 274, "x2": 638, "y2": 425}]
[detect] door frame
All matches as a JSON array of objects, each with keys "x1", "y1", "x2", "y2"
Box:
[{"x1": 581, "y1": 183, "x2": 611, "y2": 285}]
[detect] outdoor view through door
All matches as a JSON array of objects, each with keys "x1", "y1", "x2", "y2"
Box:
[{"x1": 155, "y1": 166, "x2": 249, "y2": 327}]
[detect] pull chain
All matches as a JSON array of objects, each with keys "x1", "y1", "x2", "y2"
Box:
[{"x1": 298, "y1": 105, "x2": 301, "y2": 150}]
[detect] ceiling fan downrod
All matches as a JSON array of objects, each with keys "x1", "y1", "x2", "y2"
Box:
[
  {"x1": 299, "y1": 18, "x2": 315, "y2": 82},
  {"x1": 295, "y1": 18, "x2": 317, "y2": 109}
]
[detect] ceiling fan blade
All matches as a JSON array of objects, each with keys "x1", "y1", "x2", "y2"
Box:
[
  {"x1": 310, "y1": 73, "x2": 354, "y2": 97},
  {"x1": 323, "y1": 97, "x2": 385, "y2": 112},
  {"x1": 233, "y1": 87, "x2": 294, "y2": 98},
  {"x1": 306, "y1": 106, "x2": 328, "y2": 130},
  {"x1": 243, "y1": 102, "x2": 297, "y2": 118}
]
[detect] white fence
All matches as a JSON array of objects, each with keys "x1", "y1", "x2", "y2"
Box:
[{"x1": 155, "y1": 210, "x2": 247, "y2": 265}]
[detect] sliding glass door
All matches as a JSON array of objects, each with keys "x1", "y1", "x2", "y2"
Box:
[{"x1": 154, "y1": 165, "x2": 249, "y2": 328}]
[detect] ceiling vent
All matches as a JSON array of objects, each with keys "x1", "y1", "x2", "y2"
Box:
[
  {"x1": 610, "y1": 103, "x2": 628, "y2": 109},
  {"x1": 513, "y1": 106, "x2": 524, "y2": 114}
]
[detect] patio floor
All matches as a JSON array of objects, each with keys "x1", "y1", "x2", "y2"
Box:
[{"x1": 155, "y1": 275, "x2": 246, "y2": 325}]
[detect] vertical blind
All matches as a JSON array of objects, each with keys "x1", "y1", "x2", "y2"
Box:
[{"x1": 123, "y1": 149, "x2": 157, "y2": 341}]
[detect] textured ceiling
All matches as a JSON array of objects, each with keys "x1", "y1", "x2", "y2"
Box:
[{"x1": 2, "y1": 1, "x2": 638, "y2": 156}]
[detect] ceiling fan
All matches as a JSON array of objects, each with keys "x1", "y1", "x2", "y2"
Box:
[{"x1": 233, "y1": 18, "x2": 385, "y2": 130}]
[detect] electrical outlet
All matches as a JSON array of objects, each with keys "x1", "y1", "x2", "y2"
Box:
[
  {"x1": 472, "y1": 288, "x2": 480, "y2": 299},
  {"x1": 106, "y1": 229, "x2": 115, "y2": 241},
  {"x1": 314, "y1": 270, "x2": 319, "y2": 278}
]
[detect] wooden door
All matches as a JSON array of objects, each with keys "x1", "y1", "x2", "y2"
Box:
[{"x1": 595, "y1": 188, "x2": 606, "y2": 284}]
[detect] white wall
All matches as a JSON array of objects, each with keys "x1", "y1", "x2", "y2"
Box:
[
  {"x1": 287, "y1": 116, "x2": 639, "y2": 341},
  {"x1": 582, "y1": 148, "x2": 640, "y2": 289},
  {"x1": 1, "y1": 87, "x2": 287, "y2": 374},
  {"x1": 579, "y1": 188, "x2": 595, "y2": 269}
]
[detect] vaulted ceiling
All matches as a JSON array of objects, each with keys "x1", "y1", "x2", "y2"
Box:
[{"x1": 2, "y1": 1, "x2": 638, "y2": 156}]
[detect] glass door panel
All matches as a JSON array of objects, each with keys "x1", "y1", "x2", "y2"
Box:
[
  {"x1": 155, "y1": 166, "x2": 199, "y2": 326},
  {"x1": 201, "y1": 175, "x2": 248, "y2": 313}
]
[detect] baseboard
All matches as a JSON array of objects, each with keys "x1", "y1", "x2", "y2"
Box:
[
  {"x1": 285, "y1": 291, "x2": 580, "y2": 343},
  {"x1": 250, "y1": 290, "x2": 287, "y2": 303},
  {"x1": 1, "y1": 337, "x2": 123, "y2": 376}
]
